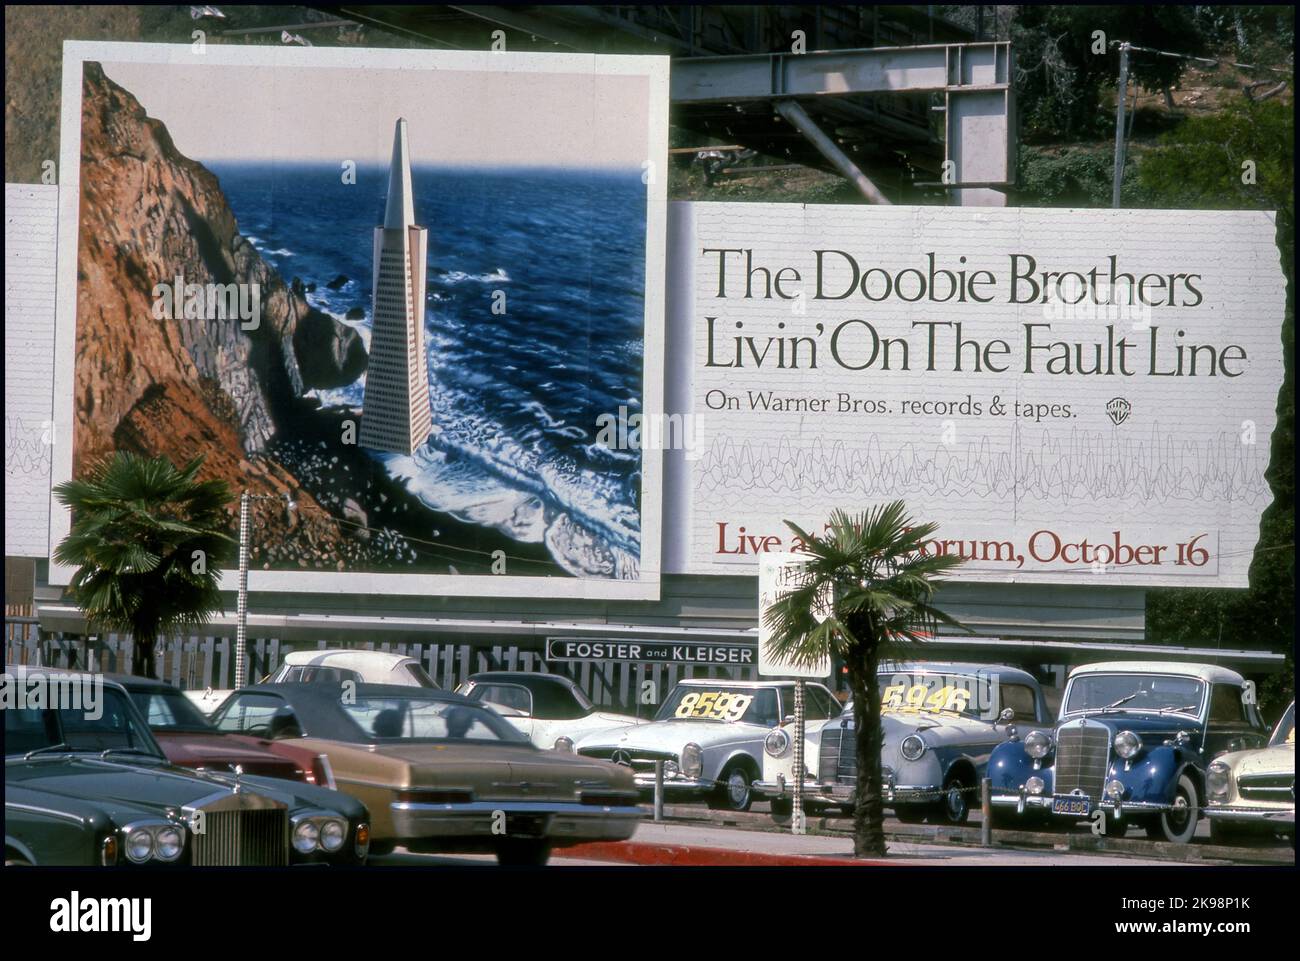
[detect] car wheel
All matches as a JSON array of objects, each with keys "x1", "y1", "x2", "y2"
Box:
[
  {"x1": 708, "y1": 764, "x2": 754, "y2": 811},
  {"x1": 495, "y1": 839, "x2": 552, "y2": 867},
  {"x1": 1146, "y1": 773, "x2": 1199, "y2": 844},
  {"x1": 930, "y1": 774, "x2": 972, "y2": 825},
  {"x1": 769, "y1": 796, "x2": 793, "y2": 825}
]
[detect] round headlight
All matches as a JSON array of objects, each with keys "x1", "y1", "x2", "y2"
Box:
[
  {"x1": 1024, "y1": 730, "x2": 1052, "y2": 759},
  {"x1": 553, "y1": 736, "x2": 575, "y2": 753},
  {"x1": 292, "y1": 819, "x2": 320, "y2": 854},
  {"x1": 1113, "y1": 730, "x2": 1142, "y2": 759},
  {"x1": 1207, "y1": 761, "x2": 1231, "y2": 799},
  {"x1": 681, "y1": 742, "x2": 703, "y2": 778},
  {"x1": 1025, "y1": 776, "x2": 1045, "y2": 795},
  {"x1": 154, "y1": 826, "x2": 184, "y2": 861},
  {"x1": 900, "y1": 734, "x2": 926, "y2": 761},
  {"x1": 663, "y1": 760, "x2": 680, "y2": 778},
  {"x1": 1106, "y1": 779, "x2": 1125, "y2": 799},
  {"x1": 319, "y1": 819, "x2": 346, "y2": 852},
  {"x1": 125, "y1": 828, "x2": 154, "y2": 863},
  {"x1": 764, "y1": 728, "x2": 791, "y2": 758}
]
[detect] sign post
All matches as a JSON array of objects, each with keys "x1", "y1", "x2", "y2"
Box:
[{"x1": 758, "y1": 553, "x2": 832, "y2": 836}]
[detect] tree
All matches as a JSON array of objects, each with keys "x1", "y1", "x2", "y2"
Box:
[
  {"x1": 762, "y1": 502, "x2": 966, "y2": 856},
  {"x1": 53, "y1": 453, "x2": 233, "y2": 678},
  {"x1": 1137, "y1": 97, "x2": 1295, "y2": 719}
]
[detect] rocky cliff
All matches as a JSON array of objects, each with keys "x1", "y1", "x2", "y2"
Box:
[{"x1": 74, "y1": 62, "x2": 366, "y2": 562}]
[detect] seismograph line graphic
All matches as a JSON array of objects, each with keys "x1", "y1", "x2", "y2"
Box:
[
  {"x1": 5, "y1": 415, "x2": 53, "y2": 477},
  {"x1": 696, "y1": 421, "x2": 1270, "y2": 505}
]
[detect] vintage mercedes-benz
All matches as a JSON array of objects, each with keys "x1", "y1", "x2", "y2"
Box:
[
  {"x1": 988, "y1": 661, "x2": 1270, "y2": 842},
  {"x1": 574, "y1": 678, "x2": 842, "y2": 811},
  {"x1": 4, "y1": 667, "x2": 370, "y2": 867},
  {"x1": 1205, "y1": 700, "x2": 1295, "y2": 843},
  {"x1": 210, "y1": 682, "x2": 643, "y2": 865},
  {"x1": 456, "y1": 671, "x2": 644, "y2": 751},
  {"x1": 753, "y1": 662, "x2": 1050, "y2": 824}
]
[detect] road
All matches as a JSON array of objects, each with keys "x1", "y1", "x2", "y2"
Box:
[{"x1": 370, "y1": 800, "x2": 1293, "y2": 867}]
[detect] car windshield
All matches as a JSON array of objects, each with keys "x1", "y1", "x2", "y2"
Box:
[
  {"x1": 880, "y1": 673, "x2": 989, "y2": 719},
  {"x1": 5, "y1": 687, "x2": 164, "y2": 759},
  {"x1": 129, "y1": 689, "x2": 215, "y2": 733},
  {"x1": 1064, "y1": 674, "x2": 1206, "y2": 717},
  {"x1": 342, "y1": 697, "x2": 528, "y2": 743},
  {"x1": 654, "y1": 686, "x2": 780, "y2": 725},
  {"x1": 1270, "y1": 703, "x2": 1295, "y2": 748}
]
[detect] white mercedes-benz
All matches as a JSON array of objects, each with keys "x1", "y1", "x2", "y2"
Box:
[{"x1": 573, "y1": 678, "x2": 842, "y2": 810}]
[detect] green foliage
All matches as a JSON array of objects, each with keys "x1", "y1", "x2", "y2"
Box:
[
  {"x1": 1013, "y1": 5, "x2": 1206, "y2": 140},
  {"x1": 1137, "y1": 97, "x2": 1295, "y2": 719},
  {"x1": 53, "y1": 452, "x2": 234, "y2": 677},
  {"x1": 1016, "y1": 146, "x2": 1149, "y2": 207}
]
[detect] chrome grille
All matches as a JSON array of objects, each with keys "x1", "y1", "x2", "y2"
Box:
[
  {"x1": 1238, "y1": 774, "x2": 1294, "y2": 803},
  {"x1": 1054, "y1": 721, "x2": 1110, "y2": 800},
  {"x1": 578, "y1": 748, "x2": 676, "y2": 773},
  {"x1": 189, "y1": 806, "x2": 289, "y2": 866},
  {"x1": 820, "y1": 727, "x2": 855, "y2": 783}
]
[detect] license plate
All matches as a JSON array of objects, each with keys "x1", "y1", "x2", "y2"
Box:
[
  {"x1": 506, "y1": 814, "x2": 548, "y2": 838},
  {"x1": 1052, "y1": 795, "x2": 1091, "y2": 816}
]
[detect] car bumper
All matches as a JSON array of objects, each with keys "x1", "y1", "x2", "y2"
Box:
[
  {"x1": 1205, "y1": 805, "x2": 1295, "y2": 825},
  {"x1": 630, "y1": 774, "x2": 716, "y2": 797},
  {"x1": 390, "y1": 800, "x2": 644, "y2": 844},
  {"x1": 753, "y1": 777, "x2": 938, "y2": 806},
  {"x1": 990, "y1": 792, "x2": 1178, "y2": 817}
]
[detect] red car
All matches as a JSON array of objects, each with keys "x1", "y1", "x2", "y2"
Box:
[{"x1": 116, "y1": 675, "x2": 334, "y2": 786}]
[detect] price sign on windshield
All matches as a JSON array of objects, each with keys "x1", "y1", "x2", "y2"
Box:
[
  {"x1": 882, "y1": 683, "x2": 971, "y2": 715},
  {"x1": 674, "y1": 691, "x2": 753, "y2": 722}
]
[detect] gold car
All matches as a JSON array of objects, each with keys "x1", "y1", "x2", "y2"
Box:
[
  {"x1": 212, "y1": 683, "x2": 643, "y2": 865},
  {"x1": 1206, "y1": 701, "x2": 1295, "y2": 844}
]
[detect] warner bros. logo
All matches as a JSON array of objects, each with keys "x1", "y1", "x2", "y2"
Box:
[{"x1": 1105, "y1": 397, "x2": 1132, "y2": 426}]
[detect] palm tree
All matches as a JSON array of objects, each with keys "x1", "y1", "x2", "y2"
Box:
[
  {"x1": 53, "y1": 453, "x2": 234, "y2": 678},
  {"x1": 763, "y1": 501, "x2": 966, "y2": 857}
]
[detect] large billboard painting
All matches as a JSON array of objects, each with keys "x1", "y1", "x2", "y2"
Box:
[
  {"x1": 51, "y1": 42, "x2": 667, "y2": 599},
  {"x1": 666, "y1": 203, "x2": 1286, "y2": 588}
]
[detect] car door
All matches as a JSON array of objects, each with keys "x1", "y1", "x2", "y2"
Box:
[{"x1": 1203, "y1": 683, "x2": 1269, "y2": 758}]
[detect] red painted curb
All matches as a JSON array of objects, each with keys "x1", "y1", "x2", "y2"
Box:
[{"x1": 557, "y1": 840, "x2": 899, "y2": 867}]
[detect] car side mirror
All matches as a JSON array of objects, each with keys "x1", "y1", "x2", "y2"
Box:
[
  {"x1": 997, "y1": 708, "x2": 1015, "y2": 725},
  {"x1": 782, "y1": 714, "x2": 796, "y2": 727}
]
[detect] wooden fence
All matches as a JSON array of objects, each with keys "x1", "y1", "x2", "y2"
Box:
[{"x1": 2, "y1": 617, "x2": 757, "y2": 715}]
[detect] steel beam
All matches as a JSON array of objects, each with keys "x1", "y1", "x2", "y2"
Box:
[
  {"x1": 671, "y1": 41, "x2": 1011, "y2": 102},
  {"x1": 774, "y1": 100, "x2": 891, "y2": 204}
]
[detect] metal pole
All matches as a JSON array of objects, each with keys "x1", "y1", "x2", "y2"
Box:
[
  {"x1": 792, "y1": 679, "x2": 806, "y2": 835},
  {"x1": 234, "y1": 490, "x2": 250, "y2": 688},
  {"x1": 653, "y1": 760, "x2": 665, "y2": 822},
  {"x1": 774, "y1": 99, "x2": 892, "y2": 205},
  {"x1": 1111, "y1": 42, "x2": 1130, "y2": 208},
  {"x1": 980, "y1": 777, "x2": 993, "y2": 847}
]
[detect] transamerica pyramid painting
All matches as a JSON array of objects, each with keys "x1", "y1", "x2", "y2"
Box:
[{"x1": 358, "y1": 118, "x2": 434, "y2": 456}]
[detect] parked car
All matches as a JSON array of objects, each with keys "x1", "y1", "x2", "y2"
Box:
[
  {"x1": 753, "y1": 662, "x2": 1050, "y2": 825},
  {"x1": 209, "y1": 682, "x2": 643, "y2": 865},
  {"x1": 988, "y1": 661, "x2": 1270, "y2": 842},
  {"x1": 4, "y1": 667, "x2": 370, "y2": 866},
  {"x1": 574, "y1": 679, "x2": 841, "y2": 811},
  {"x1": 456, "y1": 671, "x2": 644, "y2": 750},
  {"x1": 183, "y1": 648, "x2": 439, "y2": 716},
  {"x1": 1206, "y1": 701, "x2": 1295, "y2": 843}
]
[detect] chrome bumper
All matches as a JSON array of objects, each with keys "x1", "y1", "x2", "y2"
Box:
[
  {"x1": 390, "y1": 800, "x2": 644, "y2": 842},
  {"x1": 1206, "y1": 805, "x2": 1295, "y2": 825},
  {"x1": 754, "y1": 777, "x2": 937, "y2": 806},
  {"x1": 991, "y1": 793, "x2": 1176, "y2": 817},
  {"x1": 630, "y1": 773, "x2": 715, "y2": 795}
]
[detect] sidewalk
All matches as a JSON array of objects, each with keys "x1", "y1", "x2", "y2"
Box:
[{"x1": 560, "y1": 821, "x2": 1193, "y2": 867}]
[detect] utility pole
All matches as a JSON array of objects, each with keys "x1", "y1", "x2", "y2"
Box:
[
  {"x1": 235, "y1": 490, "x2": 250, "y2": 688},
  {"x1": 1112, "y1": 42, "x2": 1131, "y2": 208}
]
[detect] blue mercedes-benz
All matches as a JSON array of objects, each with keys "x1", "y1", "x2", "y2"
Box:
[{"x1": 988, "y1": 661, "x2": 1269, "y2": 842}]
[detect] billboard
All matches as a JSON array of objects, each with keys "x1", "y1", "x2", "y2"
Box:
[
  {"x1": 667, "y1": 203, "x2": 1286, "y2": 587},
  {"x1": 50, "y1": 42, "x2": 667, "y2": 599}
]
